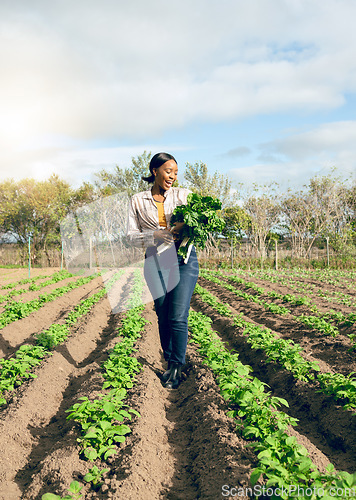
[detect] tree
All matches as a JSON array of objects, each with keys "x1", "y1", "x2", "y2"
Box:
[
  {"x1": 280, "y1": 190, "x2": 314, "y2": 258},
  {"x1": 72, "y1": 181, "x2": 98, "y2": 206},
  {"x1": 0, "y1": 175, "x2": 83, "y2": 264},
  {"x1": 345, "y1": 180, "x2": 356, "y2": 245},
  {"x1": 95, "y1": 151, "x2": 152, "y2": 197},
  {"x1": 280, "y1": 172, "x2": 355, "y2": 259},
  {"x1": 220, "y1": 205, "x2": 250, "y2": 267},
  {"x1": 221, "y1": 206, "x2": 250, "y2": 240},
  {"x1": 242, "y1": 184, "x2": 280, "y2": 261},
  {"x1": 183, "y1": 161, "x2": 234, "y2": 207},
  {"x1": 311, "y1": 174, "x2": 356, "y2": 257}
]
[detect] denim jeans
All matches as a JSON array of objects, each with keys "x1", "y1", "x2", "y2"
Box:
[{"x1": 144, "y1": 246, "x2": 199, "y2": 365}]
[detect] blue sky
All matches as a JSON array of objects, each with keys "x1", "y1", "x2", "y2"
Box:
[{"x1": 0, "y1": 0, "x2": 355, "y2": 191}]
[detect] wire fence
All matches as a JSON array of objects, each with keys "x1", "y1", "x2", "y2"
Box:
[
  {"x1": 0, "y1": 239, "x2": 353, "y2": 270},
  {"x1": 197, "y1": 239, "x2": 342, "y2": 269}
]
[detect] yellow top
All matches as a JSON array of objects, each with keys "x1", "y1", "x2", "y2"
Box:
[{"x1": 154, "y1": 200, "x2": 167, "y2": 228}]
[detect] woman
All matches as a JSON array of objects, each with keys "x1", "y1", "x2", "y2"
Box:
[{"x1": 126, "y1": 152, "x2": 199, "y2": 389}]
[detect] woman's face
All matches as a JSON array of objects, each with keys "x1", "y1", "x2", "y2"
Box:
[{"x1": 153, "y1": 159, "x2": 178, "y2": 191}]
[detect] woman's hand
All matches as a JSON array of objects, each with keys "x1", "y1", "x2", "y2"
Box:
[
  {"x1": 154, "y1": 229, "x2": 173, "y2": 244},
  {"x1": 170, "y1": 222, "x2": 185, "y2": 242}
]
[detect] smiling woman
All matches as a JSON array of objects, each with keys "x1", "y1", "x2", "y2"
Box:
[
  {"x1": 126, "y1": 152, "x2": 200, "y2": 390},
  {"x1": 141, "y1": 152, "x2": 177, "y2": 185}
]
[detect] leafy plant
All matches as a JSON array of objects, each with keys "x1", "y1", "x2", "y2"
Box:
[
  {"x1": 296, "y1": 314, "x2": 339, "y2": 336},
  {"x1": 66, "y1": 269, "x2": 145, "y2": 462},
  {"x1": 194, "y1": 282, "x2": 355, "y2": 411},
  {"x1": 0, "y1": 271, "x2": 124, "y2": 405},
  {"x1": 317, "y1": 372, "x2": 356, "y2": 410},
  {"x1": 170, "y1": 193, "x2": 225, "y2": 258},
  {"x1": 66, "y1": 390, "x2": 137, "y2": 460},
  {"x1": 83, "y1": 465, "x2": 109, "y2": 486},
  {"x1": 42, "y1": 481, "x2": 83, "y2": 500},
  {"x1": 188, "y1": 308, "x2": 351, "y2": 498},
  {"x1": 0, "y1": 345, "x2": 47, "y2": 404}
]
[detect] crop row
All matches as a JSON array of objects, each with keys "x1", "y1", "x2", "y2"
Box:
[
  {"x1": 0, "y1": 271, "x2": 54, "y2": 290},
  {"x1": 256, "y1": 267, "x2": 356, "y2": 285},
  {"x1": 201, "y1": 270, "x2": 355, "y2": 346},
  {"x1": 241, "y1": 268, "x2": 356, "y2": 294},
  {"x1": 0, "y1": 272, "x2": 125, "y2": 405},
  {"x1": 0, "y1": 273, "x2": 98, "y2": 330},
  {"x1": 188, "y1": 308, "x2": 356, "y2": 499},
  {"x1": 66, "y1": 269, "x2": 146, "y2": 460},
  {"x1": 194, "y1": 283, "x2": 356, "y2": 412},
  {"x1": 42, "y1": 270, "x2": 148, "y2": 499},
  {"x1": 237, "y1": 269, "x2": 356, "y2": 308},
  {"x1": 206, "y1": 269, "x2": 356, "y2": 329},
  {"x1": 246, "y1": 275, "x2": 353, "y2": 328},
  {"x1": 0, "y1": 270, "x2": 73, "y2": 305}
]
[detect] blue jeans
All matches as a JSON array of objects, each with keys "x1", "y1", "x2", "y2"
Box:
[{"x1": 144, "y1": 246, "x2": 199, "y2": 365}]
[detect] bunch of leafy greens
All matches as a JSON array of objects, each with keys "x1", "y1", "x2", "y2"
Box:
[{"x1": 170, "y1": 193, "x2": 225, "y2": 258}]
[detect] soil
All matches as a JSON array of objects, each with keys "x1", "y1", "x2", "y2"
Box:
[
  {"x1": 0, "y1": 268, "x2": 59, "y2": 284},
  {"x1": 0, "y1": 268, "x2": 355, "y2": 499},
  {"x1": 0, "y1": 275, "x2": 104, "y2": 358}
]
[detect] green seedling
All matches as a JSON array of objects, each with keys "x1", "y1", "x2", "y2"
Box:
[
  {"x1": 42, "y1": 480, "x2": 83, "y2": 500},
  {"x1": 0, "y1": 272, "x2": 124, "y2": 405},
  {"x1": 317, "y1": 372, "x2": 356, "y2": 410},
  {"x1": 187, "y1": 307, "x2": 352, "y2": 498},
  {"x1": 0, "y1": 274, "x2": 97, "y2": 329},
  {"x1": 66, "y1": 271, "x2": 145, "y2": 462},
  {"x1": 83, "y1": 465, "x2": 109, "y2": 486}
]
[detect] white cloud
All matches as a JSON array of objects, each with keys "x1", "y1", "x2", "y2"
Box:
[
  {"x1": 230, "y1": 121, "x2": 356, "y2": 189},
  {"x1": 229, "y1": 160, "x2": 355, "y2": 192},
  {"x1": 0, "y1": 142, "x2": 190, "y2": 187},
  {"x1": 1, "y1": 0, "x2": 356, "y2": 182},
  {"x1": 221, "y1": 147, "x2": 251, "y2": 159},
  {"x1": 258, "y1": 121, "x2": 356, "y2": 161},
  {"x1": 1, "y1": 1, "x2": 356, "y2": 134}
]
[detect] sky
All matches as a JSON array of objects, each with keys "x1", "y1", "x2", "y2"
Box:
[{"x1": 0, "y1": 0, "x2": 355, "y2": 192}]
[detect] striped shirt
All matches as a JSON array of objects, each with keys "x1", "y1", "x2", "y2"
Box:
[{"x1": 126, "y1": 187, "x2": 191, "y2": 249}]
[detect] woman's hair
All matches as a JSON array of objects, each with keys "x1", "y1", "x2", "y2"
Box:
[{"x1": 142, "y1": 152, "x2": 177, "y2": 183}]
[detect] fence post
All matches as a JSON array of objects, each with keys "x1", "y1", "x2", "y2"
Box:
[
  {"x1": 275, "y1": 240, "x2": 278, "y2": 270},
  {"x1": 61, "y1": 241, "x2": 64, "y2": 271},
  {"x1": 231, "y1": 239, "x2": 233, "y2": 269},
  {"x1": 326, "y1": 236, "x2": 330, "y2": 267},
  {"x1": 28, "y1": 236, "x2": 31, "y2": 278},
  {"x1": 89, "y1": 237, "x2": 93, "y2": 270}
]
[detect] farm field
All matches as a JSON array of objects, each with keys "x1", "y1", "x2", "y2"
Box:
[{"x1": 0, "y1": 266, "x2": 355, "y2": 499}]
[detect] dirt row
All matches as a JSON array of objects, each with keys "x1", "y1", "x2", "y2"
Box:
[
  {"x1": 0, "y1": 275, "x2": 104, "y2": 359},
  {"x1": 0, "y1": 275, "x2": 258, "y2": 500},
  {"x1": 0, "y1": 270, "x2": 354, "y2": 499},
  {"x1": 220, "y1": 271, "x2": 356, "y2": 314},
  {"x1": 0, "y1": 268, "x2": 59, "y2": 285},
  {"x1": 0, "y1": 274, "x2": 95, "y2": 317},
  {"x1": 193, "y1": 278, "x2": 356, "y2": 472},
  {"x1": 237, "y1": 271, "x2": 356, "y2": 301},
  {"x1": 0, "y1": 274, "x2": 254, "y2": 500},
  {"x1": 199, "y1": 275, "x2": 356, "y2": 375}
]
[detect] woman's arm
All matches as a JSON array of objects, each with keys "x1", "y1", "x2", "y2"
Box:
[
  {"x1": 126, "y1": 196, "x2": 173, "y2": 248},
  {"x1": 126, "y1": 197, "x2": 154, "y2": 248}
]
